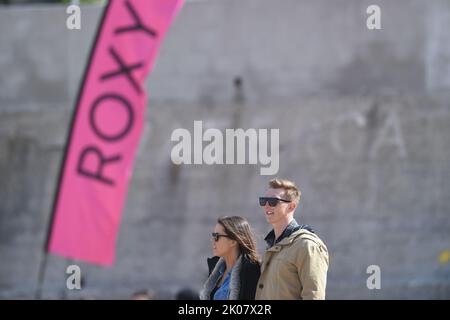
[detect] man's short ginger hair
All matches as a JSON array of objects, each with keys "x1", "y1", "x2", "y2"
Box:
[{"x1": 269, "y1": 178, "x2": 301, "y2": 204}]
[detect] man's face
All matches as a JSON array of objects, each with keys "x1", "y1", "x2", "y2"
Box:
[{"x1": 261, "y1": 188, "x2": 293, "y2": 225}]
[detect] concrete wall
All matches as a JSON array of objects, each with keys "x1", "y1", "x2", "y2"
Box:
[{"x1": 1, "y1": 0, "x2": 450, "y2": 299}]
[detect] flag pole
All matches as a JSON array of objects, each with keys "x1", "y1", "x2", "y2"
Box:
[{"x1": 33, "y1": 1, "x2": 111, "y2": 300}]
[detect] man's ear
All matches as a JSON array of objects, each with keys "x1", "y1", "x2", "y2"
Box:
[{"x1": 289, "y1": 201, "x2": 297, "y2": 212}]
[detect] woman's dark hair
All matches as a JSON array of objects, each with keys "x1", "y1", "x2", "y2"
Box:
[{"x1": 218, "y1": 216, "x2": 260, "y2": 264}]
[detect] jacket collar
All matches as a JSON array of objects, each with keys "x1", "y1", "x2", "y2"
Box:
[
  {"x1": 266, "y1": 228, "x2": 316, "y2": 252},
  {"x1": 264, "y1": 220, "x2": 316, "y2": 248},
  {"x1": 264, "y1": 219, "x2": 299, "y2": 247},
  {"x1": 199, "y1": 255, "x2": 242, "y2": 300}
]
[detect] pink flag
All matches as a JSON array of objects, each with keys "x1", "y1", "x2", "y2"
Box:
[{"x1": 48, "y1": 0, "x2": 184, "y2": 266}]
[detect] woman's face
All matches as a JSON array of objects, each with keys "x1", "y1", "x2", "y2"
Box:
[{"x1": 211, "y1": 223, "x2": 235, "y2": 257}]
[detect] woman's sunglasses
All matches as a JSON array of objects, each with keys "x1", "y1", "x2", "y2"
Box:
[
  {"x1": 259, "y1": 197, "x2": 291, "y2": 207},
  {"x1": 211, "y1": 232, "x2": 231, "y2": 242}
]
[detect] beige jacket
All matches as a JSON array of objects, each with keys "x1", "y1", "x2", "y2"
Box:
[{"x1": 255, "y1": 229, "x2": 329, "y2": 300}]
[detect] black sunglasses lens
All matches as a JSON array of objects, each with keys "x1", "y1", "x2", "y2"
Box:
[
  {"x1": 260, "y1": 197, "x2": 280, "y2": 207},
  {"x1": 211, "y1": 233, "x2": 218, "y2": 241}
]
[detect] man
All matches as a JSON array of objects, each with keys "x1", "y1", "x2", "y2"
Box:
[{"x1": 255, "y1": 178, "x2": 329, "y2": 300}]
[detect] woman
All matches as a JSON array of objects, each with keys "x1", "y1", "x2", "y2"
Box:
[{"x1": 200, "y1": 216, "x2": 261, "y2": 300}]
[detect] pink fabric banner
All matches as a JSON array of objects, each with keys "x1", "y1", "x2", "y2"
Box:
[{"x1": 48, "y1": 0, "x2": 184, "y2": 266}]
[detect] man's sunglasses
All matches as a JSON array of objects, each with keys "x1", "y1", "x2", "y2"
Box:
[
  {"x1": 259, "y1": 197, "x2": 291, "y2": 207},
  {"x1": 211, "y1": 232, "x2": 231, "y2": 242}
]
